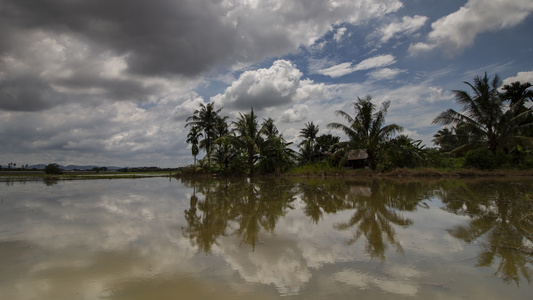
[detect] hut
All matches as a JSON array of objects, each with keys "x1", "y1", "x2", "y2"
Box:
[{"x1": 346, "y1": 149, "x2": 368, "y2": 169}]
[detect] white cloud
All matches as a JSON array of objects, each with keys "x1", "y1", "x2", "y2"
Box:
[
  {"x1": 367, "y1": 68, "x2": 405, "y2": 80},
  {"x1": 334, "y1": 27, "x2": 348, "y2": 42},
  {"x1": 171, "y1": 93, "x2": 206, "y2": 120},
  {"x1": 379, "y1": 15, "x2": 428, "y2": 43},
  {"x1": 503, "y1": 71, "x2": 533, "y2": 86},
  {"x1": 408, "y1": 42, "x2": 437, "y2": 55},
  {"x1": 354, "y1": 54, "x2": 396, "y2": 71},
  {"x1": 215, "y1": 0, "x2": 404, "y2": 67},
  {"x1": 409, "y1": 0, "x2": 533, "y2": 56},
  {"x1": 318, "y1": 54, "x2": 396, "y2": 78},
  {"x1": 293, "y1": 79, "x2": 328, "y2": 101},
  {"x1": 281, "y1": 104, "x2": 310, "y2": 123},
  {"x1": 317, "y1": 62, "x2": 354, "y2": 78},
  {"x1": 212, "y1": 60, "x2": 324, "y2": 111}
]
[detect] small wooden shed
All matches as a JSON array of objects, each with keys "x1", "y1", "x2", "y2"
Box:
[{"x1": 346, "y1": 149, "x2": 368, "y2": 169}]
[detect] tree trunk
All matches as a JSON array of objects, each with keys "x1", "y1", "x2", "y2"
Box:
[{"x1": 248, "y1": 146, "x2": 254, "y2": 176}]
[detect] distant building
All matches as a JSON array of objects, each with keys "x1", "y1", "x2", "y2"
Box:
[
  {"x1": 320, "y1": 149, "x2": 368, "y2": 169},
  {"x1": 346, "y1": 149, "x2": 368, "y2": 169}
]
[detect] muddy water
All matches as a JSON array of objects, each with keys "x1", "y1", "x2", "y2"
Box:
[{"x1": 0, "y1": 177, "x2": 532, "y2": 299}]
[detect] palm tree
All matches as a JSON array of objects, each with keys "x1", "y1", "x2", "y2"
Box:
[
  {"x1": 260, "y1": 118, "x2": 279, "y2": 139},
  {"x1": 433, "y1": 73, "x2": 533, "y2": 155},
  {"x1": 214, "y1": 115, "x2": 230, "y2": 139},
  {"x1": 186, "y1": 126, "x2": 202, "y2": 166},
  {"x1": 258, "y1": 118, "x2": 296, "y2": 174},
  {"x1": 232, "y1": 108, "x2": 263, "y2": 176},
  {"x1": 500, "y1": 81, "x2": 533, "y2": 139},
  {"x1": 432, "y1": 125, "x2": 475, "y2": 154},
  {"x1": 185, "y1": 103, "x2": 224, "y2": 164},
  {"x1": 327, "y1": 96, "x2": 403, "y2": 169},
  {"x1": 500, "y1": 81, "x2": 533, "y2": 107},
  {"x1": 299, "y1": 121, "x2": 319, "y2": 143},
  {"x1": 212, "y1": 135, "x2": 239, "y2": 173},
  {"x1": 432, "y1": 127, "x2": 456, "y2": 153},
  {"x1": 299, "y1": 121, "x2": 319, "y2": 163}
]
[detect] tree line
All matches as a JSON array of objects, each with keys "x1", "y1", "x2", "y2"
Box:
[{"x1": 185, "y1": 73, "x2": 533, "y2": 174}]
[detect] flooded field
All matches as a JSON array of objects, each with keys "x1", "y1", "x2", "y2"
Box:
[{"x1": 0, "y1": 176, "x2": 532, "y2": 299}]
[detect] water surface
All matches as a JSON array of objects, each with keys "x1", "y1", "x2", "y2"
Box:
[{"x1": 0, "y1": 177, "x2": 532, "y2": 299}]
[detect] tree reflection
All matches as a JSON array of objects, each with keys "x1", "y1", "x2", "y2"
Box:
[
  {"x1": 180, "y1": 178, "x2": 297, "y2": 253},
  {"x1": 298, "y1": 178, "x2": 353, "y2": 224},
  {"x1": 182, "y1": 180, "x2": 232, "y2": 254},
  {"x1": 43, "y1": 177, "x2": 59, "y2": 186},
  {"x1": 440, "y1": 180, "x2": 533, "y2": 286},
  {"x1": 234, "y1": 179, "x2": 296, "y2": 249},
  {"x1": 300, "y1": 179, "x2": 429, "y2": 261},
  {"x1": 335, "y1": 181, "x2": 428, "y2": 261}
]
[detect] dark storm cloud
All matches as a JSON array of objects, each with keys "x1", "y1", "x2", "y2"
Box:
[
  {"x1": 0, "y1": 0, "x2": 405, "y2": 111},
  {"x1": 0, "y1": 0, "x2": 240, "y2": 112},
  {"x1": 1, "y1": 0, "x2": 240, "y2": 76},
  {"x1": 0, "y1": 76, "x2": 66, "y2": 111}
]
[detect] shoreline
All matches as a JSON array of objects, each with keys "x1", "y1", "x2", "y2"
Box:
[
  {"x1": 2, "y1": 168, "x2": 532, "y2": 181},
  {"x1": 173, "y1": 167, "x2": 533, "y2": 179}
]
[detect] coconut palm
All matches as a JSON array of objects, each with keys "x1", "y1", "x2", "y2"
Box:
[
  {"x1": 186, "y1": 126, "x2": 203, "y2": 166},
  {"x1": 433, "y1": 73, "x2": 533, "y2": 155},
  {"x1": 432, "y1": 127, "x2": 456, "y2": 153},
  {"x1": 185, "y1": 103, "x2": 224, "y2": 163},
  {"x1": 432, "y1": 125, "x2": 478, "y2": 154},
  {"x1": 232, "y1": 108, "x2": 263, "y2": 176},
  {"x1": 299, "y1": 121, "x2": 320, "y2": 163},
  {"x1": 299, "y1": 121, "x2": 319, "y2": 143},
  {"x1": 501, "y1": 81, "x2": 533, "y2": 107},
  {"x1": 327, "y1": 96, "x2": 403, "y2": 169},
  {"x1": 501, "y1": 81, "x2": 533, "y2": 139},
  {"x1": 260, "y1": 118, "x2": 279, "y2": 139}
]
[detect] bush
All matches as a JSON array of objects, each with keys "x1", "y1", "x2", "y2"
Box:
[
  {"x1": 44, "y1": 163, "x2": 62, "y2": 175},
  {"x1": 425, "y1": 149, "x2": 464, "y2": 170},
  {"x1": 463, "y1": 149, "x2": 497, "y2": 170}
]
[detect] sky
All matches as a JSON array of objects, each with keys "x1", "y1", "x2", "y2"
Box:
[{"x1": 1, "y1": 0, "x2": 532, "y2": 168}]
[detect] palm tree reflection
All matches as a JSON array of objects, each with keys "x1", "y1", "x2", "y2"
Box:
[
  {"x1": 440, "y1": 180, "x2": 533, "y2": 286},
  {"x1": 181, "y1": 178, "x2": 296, "y2": 253},
  {"x1": 300, "y1": 179, "x2": 428, "y2": 261},
  {"x1": 298, "y1": 178, "x2": 351, "y2": 224},
  {"x1": 183, "y1": 183, "x2": 229, "y2": 254},
  {"x1": 334, "y1": 181, "x2": 426, "y2": 261}
]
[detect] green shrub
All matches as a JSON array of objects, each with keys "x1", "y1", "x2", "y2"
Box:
[
  {"x1": 463, "y1": 149, "x2": 497, "y2": 170},
  {"x1": 44, "y1": 163, "x2": 62, "y2": 175}
]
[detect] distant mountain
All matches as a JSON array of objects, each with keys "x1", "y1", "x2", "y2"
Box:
[
  {"x1": 63, "y1": 165, "x2": 122, "y2": 171},
  {"x1": 25, "y1": 164, "x2": 122, "y2": 170},
  {"x1": 27, "y1": 164, "x2": 47, "y2": 170}
]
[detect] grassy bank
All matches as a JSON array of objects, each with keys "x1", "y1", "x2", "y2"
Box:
[{"x1": 172, "y1": 163, "x2": 533, "y2": 179}]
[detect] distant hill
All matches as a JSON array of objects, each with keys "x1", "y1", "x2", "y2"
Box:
[
  {"x1": 63, "y1": 165, "x2": 122, "y2": 171},
  {"x1": 27, "y1": 164, "x2": 47, "y2": 170},
  {"x1": 26, "y1": 164, "x2": 122, "y2": 170}
]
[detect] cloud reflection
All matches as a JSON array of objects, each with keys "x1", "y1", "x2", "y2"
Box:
[{"x1": 0, "y1": 177, "x2": 532, "y2": 299}]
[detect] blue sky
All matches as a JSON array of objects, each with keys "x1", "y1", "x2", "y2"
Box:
[{"x1": 1, "y1": 0, "x2": 532, "y2": 167}]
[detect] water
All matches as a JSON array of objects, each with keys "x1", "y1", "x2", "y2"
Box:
[{"x1": 0, "y1": 177, "x2": 532, "y2": 299}]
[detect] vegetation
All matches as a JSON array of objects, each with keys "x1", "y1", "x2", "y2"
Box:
[
  {"x1": 183, "y1": 74, "x2": 533, "y2": 176},
  {"x1": 44, "y1": 163, "x2": 62, "y2": 175},
  {"x1": 433, "y1": 73, "x2": 533, "y2": 169},
  {"x1": 327, "y1": 96, "x2": 403, "y2": 170},
  {"x1": 185, "y1": 103, "x2": 226, "y2": 165}
]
